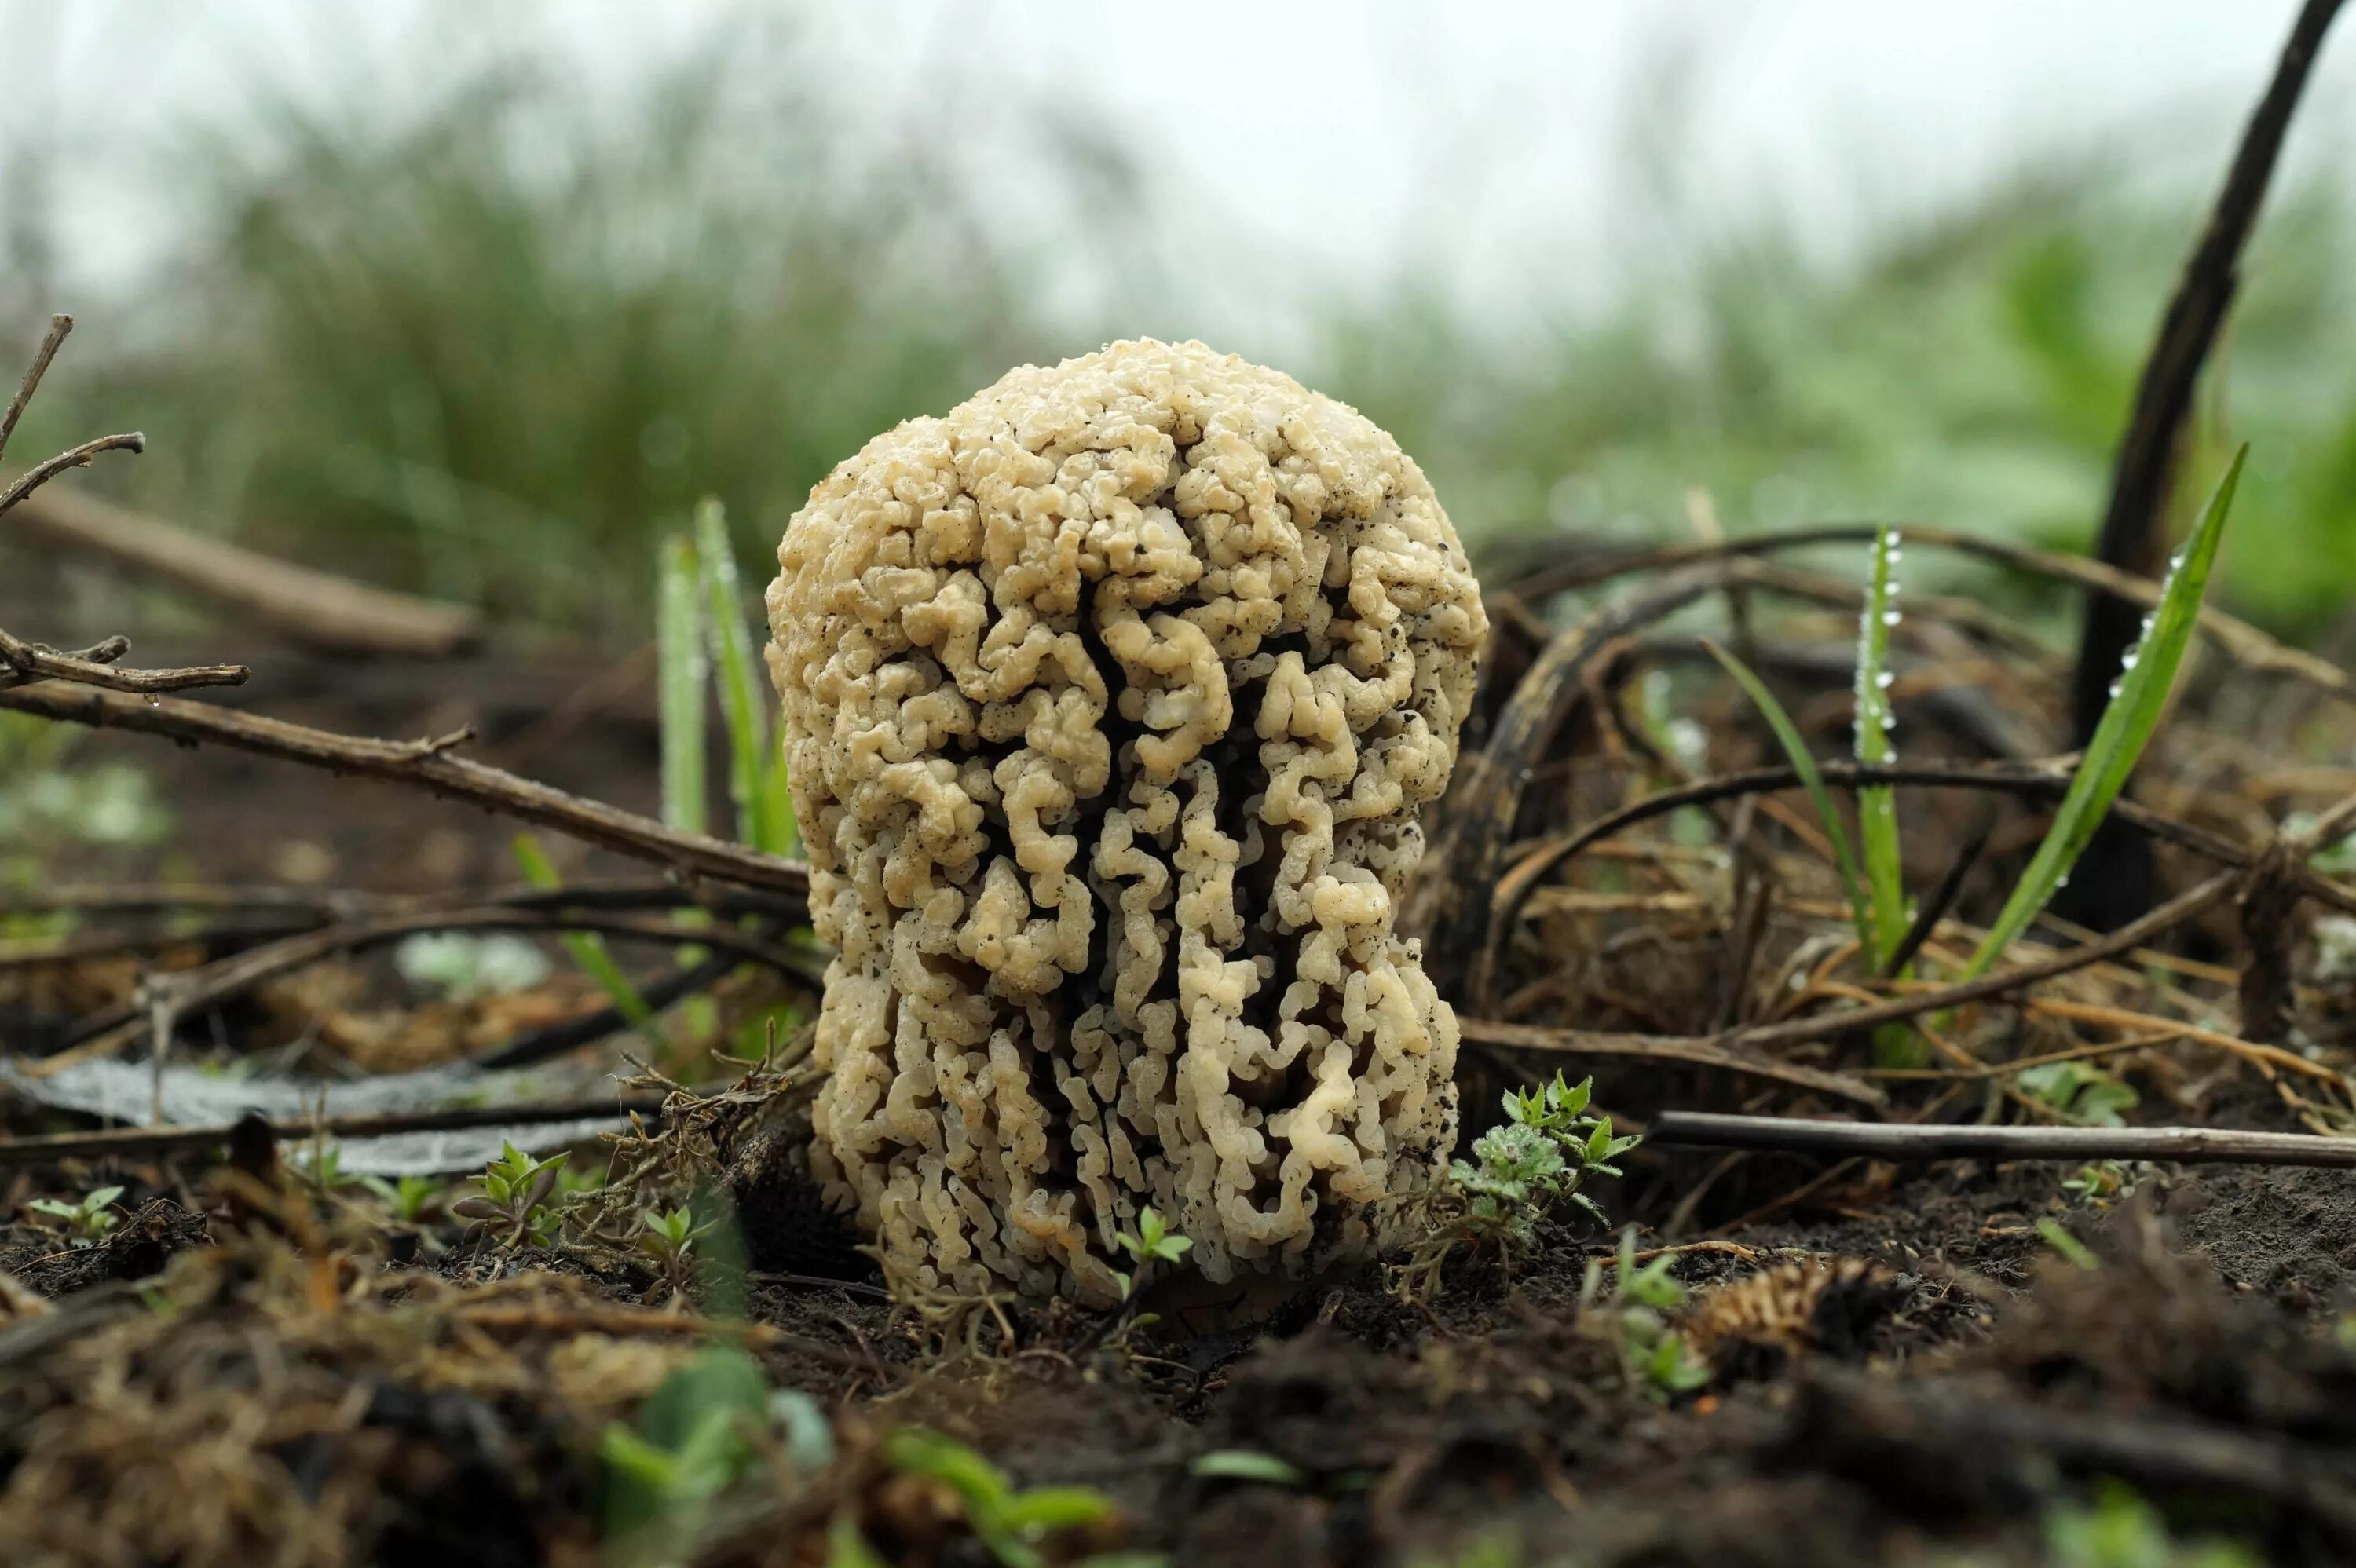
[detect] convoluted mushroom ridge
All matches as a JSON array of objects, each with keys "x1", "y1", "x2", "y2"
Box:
[{"x1": 766, "y1": 338, "x2": 1487, "y2": 1303}]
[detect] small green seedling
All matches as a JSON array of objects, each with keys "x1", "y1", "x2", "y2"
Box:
[
  {"x1": 2019, "y1": 1061, "x2": 2138, "y2": 1128},
  {"x1": 392, "y1": 930, "x2": 551, "y2": 1003},
  {"x1": 1582, "y1": 1227, "x2": 1712, "y2": 1402},
  {"x1": 638, "y1": 1204, "x2": 717, "y2": 1289},
  {"x1": 2062, "y1": 1160, "x2": 2131, "y2": 1206},
  {"x1": 1451, "y1": 1073, "x2": 1640, "y2": 1252},
  {"x1": 878, "y1": 1427, "x2": 1118, "y2": 1568},
  {"x1": 512, "y1": 832, "x2": 657, "y2": 1040},
  {"x1": 360, "y1": 1172, "x2": 442, "y2": 1224},
  {"x1": 450, "y1": 1142, "x2": 569, "y2": 1249},
  {"x1": 1706, "y1": 448, "x2": 2246, "y2": 1002},
  {"x1": 27, "y1": 1184, "x2": 123, "y2": 1246},
  {"x1": 2043, "y1": 1479, "x2": 2259, "y2": 1568},
  {"x1": 1190, "y1": 1449, "x2": 1307, "y2": 1487},
  {"x1": 693, "y1": 499, "x2": 799, "y2": 857},
  {"x1": 1965, "y1": 448, "x2": 2245, "y2": 977},
  {"x1": 1111, "y1": 1206, "x2": 1191, "y2": 1301},
  {"x1": 1853, "y1": 526, "x2": 1909, "y2": 972},
  {"x1": 294, "y1": 1141, "x2": 367, "y2": 1193},
  {"x1": 2036, "y1": 1217, "x2": 2101, "y2": 1272},
  {"x1": 602, "y1": 1346, "x2": 832, "y2": 1563}
]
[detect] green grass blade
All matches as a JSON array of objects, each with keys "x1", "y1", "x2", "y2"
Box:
[
  {"x1": 1853, "y1": 527, "x2": 1908, "y2": 970},
  {"x1": 1964, "y1": 445, "x2": 2247, "y2": 977},
  {"x1": 657, "y1": 533, "x2": 708, "y2": 836},
  {"x1": 694, "y1": 499, "x2": 798, "y2": 856},
  {"x1": 1705, "y1": 638, "x2": 1874, "y2": 956},
  {"x1": 511, "y1": 832, "x2": 656, "y2": 1033}
]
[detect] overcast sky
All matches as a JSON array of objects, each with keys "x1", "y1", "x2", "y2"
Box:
[{"x1": 8, "y1": 1, "x2": 2353, "y2": 324}]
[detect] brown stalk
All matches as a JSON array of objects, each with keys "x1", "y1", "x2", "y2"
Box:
[
  {"x1": 1648, "y1": 1109, "x2": 2356, "y2": 1169},
  {"x1": 0, "y1": 681, "x2": 810, "y2": 895}
]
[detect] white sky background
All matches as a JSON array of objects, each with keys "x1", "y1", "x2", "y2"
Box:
[{"x1": 6, "y1": 0, "x2": 2354, "y2": 338}]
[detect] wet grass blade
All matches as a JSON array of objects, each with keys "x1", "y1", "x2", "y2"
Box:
[
  {"x1": 511, "y1": 832, "x2": 656, "y2": 1035},
  {"x1": 1964, "y1": 445, "x2": 2247, "y2": 978},
  {"x1": 1705, "y1": 638, "x2": 1874, "y2": 958},
  {"x1": 1853, "y1": 528, "x2": 1908, "y2": 971},
  {"x1": 694, "y1": 499, "x2": 799, "y2": 857},
  {"x1": 657, "y1": 533, "x2": 708, "y2": 836}
]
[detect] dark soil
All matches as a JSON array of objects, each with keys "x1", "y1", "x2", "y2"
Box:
[{"x1": 5, "y1": 660, "x2": 2355, "y2": 1567}]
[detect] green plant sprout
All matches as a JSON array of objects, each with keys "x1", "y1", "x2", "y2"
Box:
[
  {"x1": 293, "y1": 1142, "x2": 367, "y2": 1193},
  {"x1": 531, "y1": 505, "x2": 809, "y2": 1050},
  {"x1": 657, "y1": 531, "x2": 711, "y2": 838},
  {"x1": 601, "y1": 1345, "x2": 832, "y2": 1566},
  {"x1": 1453, "y1": 1073, "x2": 1641, "y2": 1251},
  {"x1": 1190, "y1": 1449, "x2": 1308, "y2": 1486},
  {"x1": 2043, "y1": 1480, "x2": 2259, "y2": 1568},
  {"x1": 1581, "y1": 1227, "x2": 1713, "y2": 1402},
  {"x1": 511, "y1": 832, "x2": 656, "y2": 1038},
  {"x1": 450, "y1": 1142, "x2": 569, "y2": 1249},
  {"x1": 2062, "y1": 1159, "x2": 2132, "y2": 1205},
  {"x1": 360, "y1": 1173, "x2": 442, "y2": 1224},
  {"x1": 638, "y1": 1204, "x2": 719, "y2": 1291},
  {"x1": 693, "y1": 499, "x2": 799, "y2": 857},
  {"x1": 1704, "y1": 639, "x2": 1876, "y2": 959},
  {"x1": 27, "y1": 1184, "x2": 123, "y2": 1246},
  {"x1": 1963, "y1": 446, "x2": 2246, "y2": 976},
  {"x1": 2019, "y1": 1060, "x2": 2138, "y2": 1128},
  {"x1": 391, "y1": 929, "x2": 551, "y2": 1003},
  {"x1": 2036, "y1": 1217, "x2": 2101, "y2": 1271},
  {"x1": 1707, "y1": 448, "x2": 2247, "y2": 997},
  {"x1": 1111, "y1": 1206, "x2": 1191, "y2": 1301},
  {"x1": 876, "y1": 1427, "x2": 1118, "y2": 1568},
  {"x1": 1853, "y1": 525, "x2": 1909, "y2": 971}
]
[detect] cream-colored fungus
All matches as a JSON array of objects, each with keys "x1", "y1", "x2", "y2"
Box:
[{"x1": 766, "y1": 338, "x2": 1486, "y2": 1303}]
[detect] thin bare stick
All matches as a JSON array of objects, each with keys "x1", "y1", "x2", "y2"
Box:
[
  {"x1": 0, "y1": 876, "x2": 807, "y2": 923},
  {"x1": 1648, "y1": 1109, "x2": 2356, "y2": 1169},
  {"x1": 0, "y1": 314, "x2": 71, "y2": 467},
  {"x1": 0, "y1": 625, "x2": 247, "y2": 695},
  {"x1": 0, "y1": 1096, "x2": 670, "y2": 1168},
  {"x1": 0, "y1": 432, "x2": 145, "y2": 517},
  {"x1": 0, "y1": 681, "x2": 810, "y2": 894},
  {"x1": 1457, "y1": 1018, "x2": 1887, "y2": 1106}
]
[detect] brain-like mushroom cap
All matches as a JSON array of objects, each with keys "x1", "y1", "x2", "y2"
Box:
[{"x1": 766, "y1": 338, "x2": 1487, "y2": 1303}]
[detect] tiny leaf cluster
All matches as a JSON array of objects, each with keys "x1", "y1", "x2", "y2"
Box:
[{"x1": 1449, "y1": 1073, "x2": 1638, "y2": 1252}]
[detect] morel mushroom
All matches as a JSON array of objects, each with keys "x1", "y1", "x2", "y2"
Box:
[{"x1": 765, "y1": 338, "x2": 1487, "y2": 1303}]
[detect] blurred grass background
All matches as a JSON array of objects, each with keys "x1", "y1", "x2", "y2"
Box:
[{"x1": 5, "y1": 17, "x2": 2356, "y2": 643}]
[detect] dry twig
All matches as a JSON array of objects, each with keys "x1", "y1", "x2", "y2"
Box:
[
  {"x1": 0, "y1": 681, "x2": 810, "y2": 894},
  {"x1": 1648, "y1": 1109, "x2": 2356, "y2": 1168}
]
